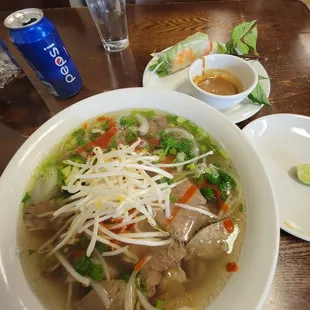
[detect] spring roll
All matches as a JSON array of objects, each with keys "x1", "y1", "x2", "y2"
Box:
[{"x1": 149, "y1": 32, "x2": 213, "y2": 77}]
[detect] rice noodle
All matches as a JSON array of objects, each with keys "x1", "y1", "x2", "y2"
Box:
[
  {"x1": 90, "y1": 281, "x2": 111, "y2": 309},
  {"x1": 66, "y1": 282, "x2": 72, "y2": 310},
  {"x1": 125, "y1": 256, "x2": 151, "y2": 310},
  {"x1": 164, "y1": 127, "x2": 193, "y2": 139},
  {"x1": 174, "y1": 203, "x2": 218, "y2": 218},
  {"x1": 136, "y1": 289, "x2": 157, "y2": 310}
]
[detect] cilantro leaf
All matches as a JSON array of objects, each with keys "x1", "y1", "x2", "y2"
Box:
[
  {"x1": 96, "y1": 242, "x2": 108, "y2": 254},
  {"x1": 74, "y1": 256, "x2": 103, "y2": 281},
  {"x1": 90, "y1": 264, "x2": 104, "y2": 281},
  {"x1": 248, "y1": 81, "x2": 271, "y2": 106},
  {"x1": 77, "y1": 235, "x2": 89, "y2": 249},
  {"x1": 123, "y1": 273, "x2": 130, "y2": 282},
  {"x1": 149, "y1": 58, "x2": 168, "y2": 77},
  {"x1": 231, "y1": 20, "x2": 257, "y2": 44},
  {"x1": 159, "y1": 134, "x2": 194, "y2": 159}
]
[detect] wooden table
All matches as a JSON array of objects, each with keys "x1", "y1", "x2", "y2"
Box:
[{"x1": 0, "y1": 1, "x2": 310, "y2": 309}]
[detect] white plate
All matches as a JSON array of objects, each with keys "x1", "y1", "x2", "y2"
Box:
[
  {"x1": 0, "y1": 88, "x2": 278, "y2": 310},
  {"x1": 243, "y1": 114, "x2": 310, "y2": 241},
  {"x1": 143, "y1": 50, "x2": 270, "y2": 124}
]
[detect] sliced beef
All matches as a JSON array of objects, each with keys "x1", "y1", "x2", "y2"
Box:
[
  {"x1": 23, "y1": 201, "x2": 59, "y2": 231},
  {"x1": 156, "y1": 180, "x2": 218, "y2": 242},
  {"x1": 171, "y1": 180, "x2": 206, "y2": 206},
  {"x1": 115, "y1": 131, "x2": 127, "y2": 146},
  {"x1": 182, "y1": 257, "x2": 206, "y2": 282},
  {"x1": 148, "y1": 120, "x2": 158, "y2": 136},
  {"x1": 76, "y1": 280, "x2": 126, "y2": 310},
  {"x1": 157, "y1": 264, "x2": 187, "y2": 298},
  {"x1": 186, "y1": 220, "x2": 231, "y2": 260},
  {"x1": 141, "y1": 241, "x2": 186, "y2": 297},
  {"x1": 153, "y1": 116, "x2": 168, "y2": 129}
]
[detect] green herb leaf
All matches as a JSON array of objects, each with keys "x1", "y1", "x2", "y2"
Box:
[
  {"x1": 120, "y1": 116, "x2": 136, "y2": 127},
  {"x1": 159, "y1": 134, "x2": 193, "y2": 159},
  {"x1": 239, "y1": 204, "x2": 245, "y2": 213},
  {"x1": 218, "y1": 169, "x2": 237, "y2": 190},
  {"x1": 123, "y1": 273, "x2": 130, "y2": 282},
  {"x1": 74, "y1": 256, "x2": 103, "y2": 281},
  {"x1": 96, "y1": 242, "x2": 108, "y2": 254},
  {"x1": 109, "y1": 136, "x2": 117, "y2": 149},
  {"x1": 243, "y1": 25, "x2": 258, "y2": 52},
  {"x1": 90, "y1": 264, "x2": 104, "y2": 281},
  {"x1": 28, "y1": 249, "x2": 36, "y2": 256},
  {"x1": 248, "y1": 81, "x2": 271, "y2": 106},
  {"x1": 258, "y1": 75, "x2": 269, "y2": 80},
  {"x1": 70, "y1": 155, "x2": 86, "y2": 164},
  {"x1": 22, "y1": 192, "x2": 31, "y2": 205},
  {"x1": 163, "y1": 177, "x2": 174, "y2": 185},
  {"x1": 149, "y1": 58, "x2": 168, "y2": 77},
  {"x1": 136, "y1": 273, "x2": 147, "y2": 295},
  {"x1": 77, "y1": 136, "x2": 87, "y2": 146},
  {"x1": 130, "y1": 109, "x2": 156, "y2": 119},
  {"x1": 169, "y1": 194, "x2": 177, "y2": 203},
  {"x1": 77, "y1": 235, "x2": 89, "y2": 249},
  {"x1": 125, "y1": 132, "x2": 137, "y2": 144},
  {"x1": 236, "y1": 40, "x2": 249, "y2": 55},
  {"x1": 231, "y1": 20, "x2": 256, "y2": 44},
  {"x1": 71, "y1": 128, "x2": 85, "y2": 137},
  {"x1": 217, "y1": 42, "x2": 227, "y2": 54},
  {"x1": 205, "y1": 173, "x2": 220, "y2": 185},
  {"x1": 200, "y1": 187, "x2": 215, "y2": 201},
  {"x1": 225, "y1": 40, "x2": 236, "y2": 55},
  {"x1": 156, "y1": 299, "x2": 164, "y2": 310}
]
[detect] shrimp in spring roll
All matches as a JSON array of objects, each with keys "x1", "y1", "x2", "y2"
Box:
[{"x1": 149, "y1": 32, "x2": 213, "y2": 77}]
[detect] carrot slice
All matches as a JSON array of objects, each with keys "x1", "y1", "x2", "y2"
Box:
[
  {"x1": 223, "y1": 218, "x2": 234, "y2": 233},
  {"x1": 135, "y1": 256, "x2": 148, "y2": 271},
  {"x1": 226, "y1": 262, "x2": 238, "y2": 272},
  {"x1": 147, "y1": 138, "x2": 160, "y2": 147},
  {"x1": 178, "y1": 184, "x2": 198, "y2": 204},
  {"x1": 168, "y1": 183, "x2": 198, "y2": 222}
]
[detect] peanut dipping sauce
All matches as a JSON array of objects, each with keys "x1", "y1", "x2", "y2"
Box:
[{"x1": 193, "y1": 59, "x2": 243, "y2": 96}]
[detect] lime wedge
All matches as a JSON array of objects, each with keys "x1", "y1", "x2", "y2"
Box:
[{"x1": 297, "y1": 164, "x2": 310, "y2": 185}]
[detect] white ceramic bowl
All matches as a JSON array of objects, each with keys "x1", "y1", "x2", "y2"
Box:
[
  {"x1": 188, "y1": 54, "x2": 258, "y2": 110},
  {"x1": 0, "y1": 88, "x2": 278, "y2": 310}
]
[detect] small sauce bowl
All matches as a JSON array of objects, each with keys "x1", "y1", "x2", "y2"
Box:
[{"x1": 188, "y1": 54, "x2": 258, "y2": 110}]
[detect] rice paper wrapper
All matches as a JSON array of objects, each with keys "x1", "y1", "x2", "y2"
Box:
[{"x1": 159, "y1": 32, "x2": 213, "y2": 74}]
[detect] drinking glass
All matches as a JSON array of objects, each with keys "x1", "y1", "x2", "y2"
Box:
[{"x1": 85, "y1": 0, "x2": 129, "y2": 52}]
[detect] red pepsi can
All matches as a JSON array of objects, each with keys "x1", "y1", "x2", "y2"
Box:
[{"x1": 4, "y1": 8, "x2": 82, "y2": 99}]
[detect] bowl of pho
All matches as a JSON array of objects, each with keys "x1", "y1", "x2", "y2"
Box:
[{"x1": 0, "y1": 88, "x2": 279, "y2": 310}]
